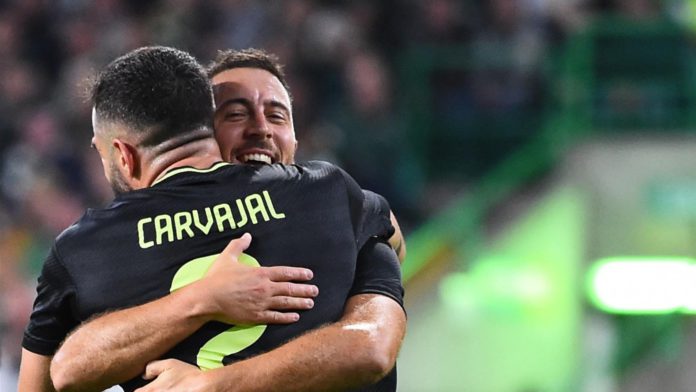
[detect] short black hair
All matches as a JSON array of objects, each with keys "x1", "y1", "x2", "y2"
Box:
[
  {"x1": 91, "y1": 46, "x2": 214, "y2": 147},
  {"x1": 207, "y1": 48, "x2": 292, "y2": 102}
]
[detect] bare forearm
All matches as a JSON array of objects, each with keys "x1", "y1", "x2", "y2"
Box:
[
  {"x1": 206, "y1": 295, "x2": 406, "y2": 392},
  {"x1": 51, "y1": 286, "x2": 208, "y2": 392},
  {"x1": 18, "y1": 350, "x2": 56, "y2": 392},
  {"x1": 211, "y1": 326, "x2": 391, "y2": 392}
]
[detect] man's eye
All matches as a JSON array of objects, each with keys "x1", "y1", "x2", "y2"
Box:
[
  {"x1": 225, "y1": 112, "x2": 246, "y2": 120},
  {"x1": 268, "y1": 112, "x2": 286, "y2": 122}
]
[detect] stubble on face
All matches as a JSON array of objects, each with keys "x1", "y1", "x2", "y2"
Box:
[
  {"x1": 108, "y1": 158, "x2": 132, "y2": 195},
  {"x1": 211, "y1": 68, "x2": 297, "y2": 165}
]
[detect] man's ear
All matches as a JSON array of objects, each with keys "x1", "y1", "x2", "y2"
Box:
[{"x1": 112, "y1": 138, "x2": 141, "y2": 180}]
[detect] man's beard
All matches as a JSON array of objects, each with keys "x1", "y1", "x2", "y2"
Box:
[{"x1": 109, "y1": 161, "x2": 133, "y2": 195}]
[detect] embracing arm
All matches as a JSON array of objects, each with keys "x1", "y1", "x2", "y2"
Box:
[
  {"x1": 356, "y1": 186, "x2": 406, "y2": 264},
  {"x1": 18, "y1": 349, "x2": 55, "y2": 392},
  {"x1": 137, "y1": 237, "x2": 406, "y2": 392},
  {"x1": 207, "y1": 293, "x2": 405, "y2": 391},
  {"x1": 138, "y1": 293, "x2": 406, "y2": 392},
  {"x1": 203, "y1": 236, "x2": 406, "y2": 391},
  {"x1": 50, "y1": 277, "x2": 216, "y2": 392},
  {"x1": 50, "y1": 234, "x2": 318, "y2": 392},
  {"x1": 388, "y1": 210, "x2": 406, "y2": 263}
]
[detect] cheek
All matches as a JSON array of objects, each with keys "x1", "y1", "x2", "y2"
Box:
[
  {"x1": 214, "y1": 128, "x2": 242, "y2": 158},
  {"x1": 275, "y1": 128, "x2": 296, "y2": 152}
]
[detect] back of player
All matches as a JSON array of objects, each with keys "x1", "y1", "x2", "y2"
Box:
[{"x1": 23, "y1": 160, "x2": 395, "y2": 390}]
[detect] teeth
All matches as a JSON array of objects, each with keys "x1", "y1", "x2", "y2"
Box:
[{"x1": 241, "y1": 153, "x2": 272, "y2": 164}]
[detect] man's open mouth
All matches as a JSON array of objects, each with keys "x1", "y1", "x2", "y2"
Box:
[{"x1": 239, "y1": 152, "x2": 273, "y2": 164}]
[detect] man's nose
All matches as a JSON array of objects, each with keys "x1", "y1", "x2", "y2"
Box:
[{"x1": 246, "y1": 111, "x2": 272, "y2": 138}]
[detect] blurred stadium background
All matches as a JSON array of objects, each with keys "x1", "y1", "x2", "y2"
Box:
[{"x1": 2, "y1": 0, "x2": 696, "y2": 391}]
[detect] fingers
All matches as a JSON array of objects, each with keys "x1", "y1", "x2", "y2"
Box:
[
  {"x1": 266, "y1": 265, "x2": 314, "y2": 282},
  {"x1": 220, "y1": 233, "x2": 252, "y2": 261},
  {"x1": 142, "y1": 359, "x2": 171, "y2": 380},
  {"x1": 257, "y1": 311, "x2": 301, "y2": 324},
  {"x1": 270, "y1": 281, "x2": 319, "y2": 298},
  {"x1": 254, "y1": 296, "x2": 314, "y2": 324},
  {"x1": 268, "y1": 296, "x2": 315, "y2": 311}
]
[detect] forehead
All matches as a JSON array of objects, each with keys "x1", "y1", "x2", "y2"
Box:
[{"x1": 211, "y1": 67, "x2": 291, "y2": 108}]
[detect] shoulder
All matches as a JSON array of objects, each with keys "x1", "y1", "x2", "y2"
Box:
[
  {"x1": 300, "y1": 160, "x2": 342, "y2": 173},
  {"x1": 298, "y1": 160, "x2": 357, "y2": 184},
  {"x1": 52, "y1": 194, "x2": 141, "y2": 254},
  {"x1": 54, "y1": 211, "x2": 92, "y2": 247},
  {"x1": 246, "y1": 161, "x2": 346, "y2": 183},
  {"x1": 49, "y1": 209, "x2": 102, "y2": 267}
]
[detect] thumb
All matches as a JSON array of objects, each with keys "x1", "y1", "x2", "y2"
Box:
[
  {"x1": 221, "y1": 233, "x2": 252, "y2": 262},
  {"x1": 142, "y1": 359, "x2": 169, "y2": 380}
]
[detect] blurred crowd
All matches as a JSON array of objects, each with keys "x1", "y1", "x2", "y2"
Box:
[{"x1": 0, "y1": 0, "x2": 685, "y2": 388}]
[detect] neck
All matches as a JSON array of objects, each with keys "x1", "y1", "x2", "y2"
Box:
[{"x1": 142, "y1": 137, "x2": 222, "y2": 187}]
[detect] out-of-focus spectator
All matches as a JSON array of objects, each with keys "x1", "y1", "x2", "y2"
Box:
[
  {"x1": 589, "y1": 0, "x2": 666, "y2": 21},
  {"x1": 614, "y1": 0, "x2": 663, "y2": 21},
  {"x1": 410, "y1": 0, "x2": 472, "y2": 44},
  {"x1": 469, "y1": 0, "x2": 547, "y2": 113},
  {"x1": 329, "y1": 49, "x2": 422, "y2": 227}
]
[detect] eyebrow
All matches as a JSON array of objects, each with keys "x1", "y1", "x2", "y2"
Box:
[
  {"x1": 215, "y1": 97, "x2": 247, "y2": 112},
  {"x1": 266, "y1": 100, "x2": 291, "y2": 115},
  {"x1": 215, "y1": 97, "x2": 290, "y2": 116},
  {"x1": 213, "y1": 81, "x2": 292, "y2": 114}
]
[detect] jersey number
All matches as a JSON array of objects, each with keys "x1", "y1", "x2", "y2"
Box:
[{"x1": 170, "y1": 253, "x2": 266, "y2": 370}]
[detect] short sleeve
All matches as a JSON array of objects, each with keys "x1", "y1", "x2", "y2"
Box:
[
  {"x1": 349, "y1": 237, "x2": 405, "y2": 310},
  {"x1": 337, "y1": 167, "x2": 394, "y2": 248},
  {"x1": 22, "y1": 247, "x2": 79, "y2": 355},
  {"x1": 359, "y1": 189, "x2": 394, "y2": 245}
]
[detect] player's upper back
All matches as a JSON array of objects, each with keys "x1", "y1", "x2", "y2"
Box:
[{"x1": 52, "y1": 160, "x2": 390, "y2": 319}]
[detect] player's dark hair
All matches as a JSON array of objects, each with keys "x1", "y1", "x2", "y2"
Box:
[
  {"x1": 90, "y1": 46, "x2": 214, "y2": 147},
  {"x1": 206, "y1": 48, "x2": 292, "y2": 101}
]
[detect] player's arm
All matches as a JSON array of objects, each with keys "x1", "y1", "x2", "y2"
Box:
[
  {"x1": 388, "y1": 210, "x2": 406, "y2": 263},
  {"x1": 20, "y1": 247, "x2": 80, "y2": 392},
  {"x1": 358, "y1": 187, "x2": 406, "y2": 263},
  {"x1": 138, "y1": 238, "x2": 406, "y2": 392},
  {"x1": 18, "y1": 350, "x2": 55, "y2": 392},
  {"x1": 139, "y1": 293, "x2": 405, "y2": 392},
  {"x1": 50, "y1": 234, "x2": 318, "y2": 392},
  {"x1": 359, "y1": 187, "x2": 406, "y2": 263},
  {"x1": 51, "y1": 278, "x2": 219, "y2": 392}
]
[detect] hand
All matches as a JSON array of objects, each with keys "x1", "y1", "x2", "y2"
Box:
[
  {"x1": 135, "y1": 359, "x2": 208, "y2": 392},
  {"x1": 191, "y1": 233, "x2": 319, "y2": 325}
]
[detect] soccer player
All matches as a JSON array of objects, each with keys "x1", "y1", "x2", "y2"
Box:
[
  {"x1": 207, "y1": 48, "x2": 406, "y2": 262},
  {"x1": 19, "y1": 46, "x2": 405, "y2": 391}
]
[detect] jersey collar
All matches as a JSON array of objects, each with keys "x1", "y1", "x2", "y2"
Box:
[{"x1": 152, "y1": 161, "x2": 231, "y2": 186}]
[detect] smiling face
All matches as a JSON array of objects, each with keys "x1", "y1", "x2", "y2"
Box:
[{"x1": 212, "y1": 67, "x2": 297, "y2": 165}]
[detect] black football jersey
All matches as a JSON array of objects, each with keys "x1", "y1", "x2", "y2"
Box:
[{"x1": 23, "y1": 161, "x2": 403, "y2": 391}]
